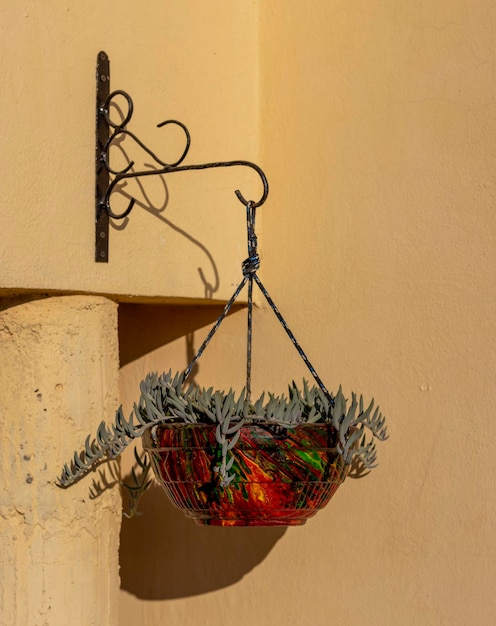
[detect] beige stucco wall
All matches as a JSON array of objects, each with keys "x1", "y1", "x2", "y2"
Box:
[
  {"x1": 0, "y1": 0, "x2": 259, "y2": 303},
  {"x1": 2, "y1": 0, "x2": 496, "y2": 625},
  {"x1": 119, "y1": 1, "x2": 496, "y2": 625}
]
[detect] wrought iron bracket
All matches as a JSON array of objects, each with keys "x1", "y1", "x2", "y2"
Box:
[
  {"x1": 95, "y1": 51, "x2": 110, "y2": 262},
  {"x1": 94, "y1": 51, "x2": 268, "y2": 263}
]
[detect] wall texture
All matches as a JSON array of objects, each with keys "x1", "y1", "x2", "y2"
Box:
[
  {"x1": 2, "y1": 1, "x2": 496, "y2": 625},
  {"x1": 0, "y1": 296, "x2": 121, "y2": 626},
  {"x1": 119, "y1": 1, "x2": 496, "y2": 625},
  {"x1": 256, "y1": 2, "x2": 496, "y2": 623},
  {"x1": 0, "y1": 0, "x2": 259, "y2": 303}
]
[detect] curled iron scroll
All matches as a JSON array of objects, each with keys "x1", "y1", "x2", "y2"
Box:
[{"x1": 100, "y1": 90, "x2": 269, "y2": 220}]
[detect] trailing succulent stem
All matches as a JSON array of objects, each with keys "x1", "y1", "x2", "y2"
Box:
[{"x1": 58, "y1": 370, "x2": 388, "y2": 491}]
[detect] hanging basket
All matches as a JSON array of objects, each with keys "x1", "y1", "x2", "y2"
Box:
[
  {"x1": 143, "y1": 422, "x2": 348, "y2": 527},
  {"x1": 58, "y1": 161, "x2": 389, "y2": 524},
  {"x1": 59, "y1": 370, "x2": 387, "y2": 525}
]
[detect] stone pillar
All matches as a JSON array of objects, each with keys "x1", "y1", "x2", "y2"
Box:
[{"x1": 0, "y1": 296, "x2": 121, "y2": 626}]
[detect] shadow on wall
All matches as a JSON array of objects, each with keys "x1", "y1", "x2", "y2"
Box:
[
  {"x1": 118, "y1": 303, "x2": 285, "y2": 598},
  {"x1": 119, "y1": 484, "x2": 286, "y2": 599},
  {"x1": 118, "y1": 303, "x2": 244, "y2": 367},
  {"x1": 107, "y1": 124, "x2": 221, "y2": 300}
]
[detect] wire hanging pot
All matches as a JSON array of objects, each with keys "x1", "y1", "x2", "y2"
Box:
[
  {"x1": 59, "y1": 199, "x2": 388, "y2": 526},
  {"x1": 125, "y1": 202, "x2": 386, "y2": 526},
  {"x1": 143, "y1": 422, "x2": 347, "y2": 527}
]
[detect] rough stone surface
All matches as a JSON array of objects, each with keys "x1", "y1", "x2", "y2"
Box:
[{"x1": 0, "y1": 296, "x2": 121, "y2": 626}]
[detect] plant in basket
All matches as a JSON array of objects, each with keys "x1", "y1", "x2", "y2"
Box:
[{"x1": 58, "y1": 368, "x2": 387, "y2": 526}]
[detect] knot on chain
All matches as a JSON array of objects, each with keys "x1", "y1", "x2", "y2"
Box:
[
  {"x1": 243, "y1": 201, "x2": 259, "y2": 276},
  {"x1": 242, "y1": 252, "x2": 260, "y2": 276}
]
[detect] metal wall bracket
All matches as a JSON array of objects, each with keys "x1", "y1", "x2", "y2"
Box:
[
  {"x1": 95, "y1": 51, "x2": 110, "y2": 262},
  {"x1": 94, "y1": 51, "x2": 268, "y2": 263}
]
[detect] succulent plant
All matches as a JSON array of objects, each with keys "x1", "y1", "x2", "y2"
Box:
[{"x1": 58, "y1": 370, "x2": 388, "y2": 502}]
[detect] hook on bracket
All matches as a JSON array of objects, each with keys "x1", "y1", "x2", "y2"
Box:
[{"x1": 94, "y1": 51, "x2": 269, "y2": 263}]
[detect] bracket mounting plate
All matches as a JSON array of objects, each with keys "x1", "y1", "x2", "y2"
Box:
[{"x1": 95, "y1": 51, "x2": 110, "y2": 263}]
